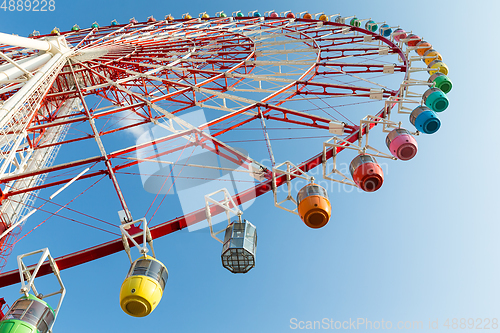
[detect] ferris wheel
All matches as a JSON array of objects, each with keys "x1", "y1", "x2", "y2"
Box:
[{"x1": 0, "y1": 9, "x2": 451, "y2": 327}]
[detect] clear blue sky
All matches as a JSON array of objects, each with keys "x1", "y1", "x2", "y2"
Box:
[{"x1": 0, "y1": 0, "x2": 499, "y2": 332}]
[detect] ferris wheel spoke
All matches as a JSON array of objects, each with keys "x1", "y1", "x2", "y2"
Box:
[
  {"x1": 66, "y1": 62, "x2": 134, "y2": 221},
  {"x1": 240, "y1": 23, "x2": 293, "y2": 37},
  {"x1": 74, "y1": 59, "x2": 271, "y2": 122},
  {"x1": 314, "y1": 66, "x2": 401, "y2": 90},
  {"x1": 1, "y1": 158, "x2": 105, "y2": 197},
  {"x1": 320, "y1": 48, "x2": 399, "y2": 62},
  {"x1": 250, "y1": 28, "x2": 308, "y2": 42},
  {"x1": 79, "y1": 24, "x2": 135, "y2": 51},
  {"x1": 207, "y1": 101, "x2": 357, "y2": 141},
  {"x1": 315, "y1": 34, "x2": 368, "y2": 45},
  {"x1": 3, "y1": 122, "x2": 206, "y2": 198},
  {"x1": 70, "y1": 29, "x2": 101, "y2": 49},
  {"x1": 58, "y1": 68, "x2": 267, "y2": 173},
  {"x1": 319, "y1": 62, "x2": 405, "y2": 74},
  {"x1": 109, "y1": 125, "x2": 264, "y2": 177}
]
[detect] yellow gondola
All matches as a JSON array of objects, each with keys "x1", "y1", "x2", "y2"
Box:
[{"x1": 120, "y1": 255, "x2": 168, "y2": 317}]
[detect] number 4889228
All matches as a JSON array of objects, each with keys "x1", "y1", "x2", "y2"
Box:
[
  {"x1": 1, "y1": 0, "x2": 55, "y2": 11},
  {"x1": 443, "y1": 318, "x2": 498, "y2": 329}
]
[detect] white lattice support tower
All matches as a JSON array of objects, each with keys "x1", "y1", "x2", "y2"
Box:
[
  {"x1": 0, "y1": 34, "x2": 74, "y2": 259},
  {"x1": 0, "y1": 98, "x2": 82, "y2": 231},
  {"x1": 0, "y1": 54, "x2": 67, "y2": 174},
  {"x1": 0, "y1": 35, "x2": 72, "y2": 176}
]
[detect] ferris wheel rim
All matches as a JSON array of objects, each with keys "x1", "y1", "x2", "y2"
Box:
[{"x1": 0, "y1": 15, "x2": 411, "y2": 287}]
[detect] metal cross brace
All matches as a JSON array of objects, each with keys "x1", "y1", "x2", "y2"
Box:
[
  {"x1": 119, "y1": 217, "x2": 155, "y2": 263},
  {"x1": 272, "y1": 161, "x2": 313, "y2": 216},
  {"x1": 16, "y1": 247, "x2": 65, "y2": 333}
]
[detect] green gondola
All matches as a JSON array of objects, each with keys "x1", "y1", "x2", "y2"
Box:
[{"x1": 0, "y1": 295, "x2": 55, "y2": 333}]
